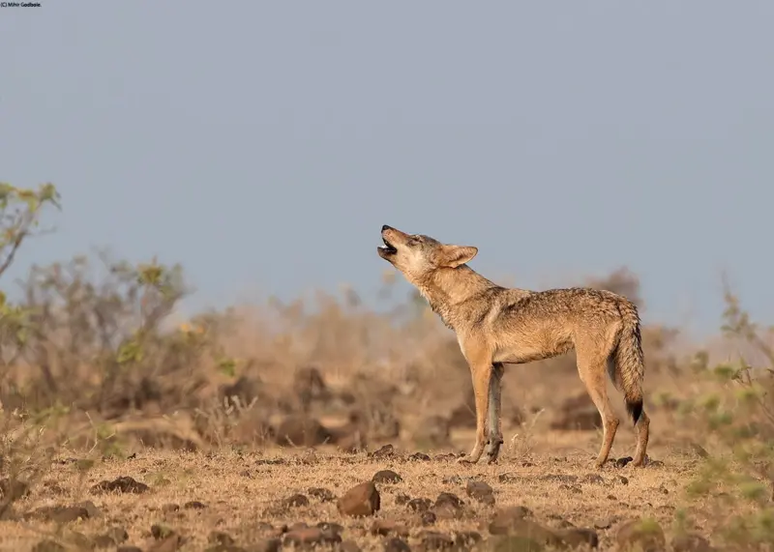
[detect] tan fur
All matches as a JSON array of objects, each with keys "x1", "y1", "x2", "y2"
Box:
[{"x1": 377, "y1": 225, "x2": 650, "y2": 467}]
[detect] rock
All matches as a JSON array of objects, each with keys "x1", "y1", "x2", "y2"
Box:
[
  {"x1": 418, "y1": 531, "x2": 455, "y2": 551},
  {"x1": 184, "y1": 500, "x2": 207, "y2": 510},
  {"x1": 308, "y1": 487, "x2": 336, "y2": 502},
  {"x1": 617, "y1": 476, "x2": 629, "y2": 485},
  {"x1": 384, "y1": 538, "x2": 411, "y2": 552},
  {"x1": 337, "y1": 481, "x2": 381, "y2": 517},
  {"x1": 489, "y1": 506, "x2": 533, "y2": 534},
  {"x1": 275, "y1": 416, "x2": 332, "y2": 447},
  {"x1": 162, "y1": 503, "x2": 180, "y2": 514},
  {"x1": 409, "y1": 452, "x2": 431, "y2": 462},
  {"x1": 454, "y1": 531, "x2": 483, "y2": 547},
  {"x1": 373, "y1": 470, "x2": 403, "y2": 484},
  {"x1": 284, "y1": 494, "x2": 310, "y2": 508},
  {"x1": 284, "y1": 527, "x2": 341, "y2": 548},
  {"x1": 407, "y1": 498, "x2": 433, "y2": 513},
  {"x1": 435, "y1": 492, "x2": 463, "y2": 509},
  {"x1": 616, "y1": 519, "x2": 666, "y2": 552},
  {"x1": 371, "y1": 519, "x2": 410, "y2": 537},
  {"x1": 582, "y1": 474, "x2": 604, "y2": 485},
  {"x1": 615, "y1": 457, "x2": 633, "y2": 468},
  {"x1": 672, "y1": 533, "x2": 714, "y2": 552},
  {"x1": 91, "y1": 476, "x2": 149, "y2": 494},
  {"x1": 434, "y1": 492, "x2": 464, "y2": 520},
  {"x1": 316, "y1": 522, "x2": 344, "y2": 535},
  {"x1": 421, "y1": 512, "x2": 437, "y2": 526},
  {"x1": 466, "y1": 480, "x2": 495, "y2": 505},
  {"x1": 370, "y1": 444, "x2": 395, "y2": 459}
]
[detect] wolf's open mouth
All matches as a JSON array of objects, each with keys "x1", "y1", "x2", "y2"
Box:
[{"x1": 379, "y1": 237, "x2": 397, "y2": 255}]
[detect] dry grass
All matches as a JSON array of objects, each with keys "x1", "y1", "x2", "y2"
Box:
[{"x1": 0, "y1": 433, "x2": 704, "y2": 552}]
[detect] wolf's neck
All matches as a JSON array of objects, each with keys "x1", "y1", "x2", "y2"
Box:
[{"x1": 415, "y1": 265, "x2": 499, "y2": 330}]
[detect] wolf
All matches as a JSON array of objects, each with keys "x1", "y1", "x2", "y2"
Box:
[{"x1": 376, "y1": 224, "x2": 650, "y2": 467}]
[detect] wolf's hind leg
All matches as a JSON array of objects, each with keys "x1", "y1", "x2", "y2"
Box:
[
  {"x1": 485, "y1": 362, "x2": 505, "y2": 464},
  {"x1": 577, "y1": 350, "x2": 619, "y2": 469}
]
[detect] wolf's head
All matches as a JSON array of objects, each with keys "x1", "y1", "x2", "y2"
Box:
[{"x1": 377, "y1": 225, "x2": 478, "y2": 282}]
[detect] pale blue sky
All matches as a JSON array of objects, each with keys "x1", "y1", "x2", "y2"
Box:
[{"x1": 1, "y1": 1, "x2": 772, "y2": 338}]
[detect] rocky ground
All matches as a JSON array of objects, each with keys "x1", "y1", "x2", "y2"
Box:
[{"x1": 0, "y1": 427, "x2": 715, "y2": 552}]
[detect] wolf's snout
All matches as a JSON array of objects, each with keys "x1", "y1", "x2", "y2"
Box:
[{"x1": 381, "y1": 224, "x2": 392, "y2": 232}]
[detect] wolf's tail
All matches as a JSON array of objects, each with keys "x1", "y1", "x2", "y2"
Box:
[{"x1": 610, "y1": 299, "x2": 645, "y2": 425}]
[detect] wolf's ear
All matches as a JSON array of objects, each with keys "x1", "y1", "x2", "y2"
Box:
[{"x1": 442, "y1": 245, "x2": 478, "y2": 268}]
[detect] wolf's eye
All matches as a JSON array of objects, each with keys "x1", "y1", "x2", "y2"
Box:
[{"x1": 407, "y1": 235, "x2": 421, "y2": 246}]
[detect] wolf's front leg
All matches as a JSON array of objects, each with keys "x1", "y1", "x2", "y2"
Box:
[{"x1": 458, "y1": 362, "x2": 492, "y2": 465}]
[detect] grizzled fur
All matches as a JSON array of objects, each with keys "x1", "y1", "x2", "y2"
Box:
[{"x1": 377, "y1": 225, "x2": 649, "y2": 468}]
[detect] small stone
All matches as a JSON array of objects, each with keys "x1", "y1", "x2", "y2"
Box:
[
  {"x1": 284, "y1": 494, "x2": 310, "y2": 508},
  {"x1": 308, "y1": 487, "x2": 336, "y2": 502},
  {"x1": 418, "y1": 531, "x2": 454, "y2": 550},
  {"x1": 337, "y1": 481, "x2": 380, "y2": 517},
  {"x1": 466, "y1": 480, "x2": 495, "y2": 505},
  {"x1": 489, "y1": 507, "x2": 536, "y2": 535},
  {"x1": 583, "y1": 474, "x2": 605, "y2": 485},
  {"x1": 384, "y1": 538, "x2": 411, "y2": 552},
  {"x1": 371, "y1": 444, "x2": 395, "y2": 458},
  {"x1": 407, "y1": 498, "x2": 432, "y2": 513},
  {"x1": 454, "y1": 531, "x2": 482, "y2": 547},
  {"x1": 615, "y1": 457, "x2": 633, "y2": 468},
  {"x1": 409, "y1": 452, "x2": 431, "y2": 461},
  {"x1": 421, "y1": 512, "x2": 437, "y2": 526},
  {"x1": 373, "y1": 470, "x2": 403, "y2": 484},
  {"x1": 91, "y1": 476, "x2": 149, "y2": 494},
  {"x1": 184, "y1": 500, "x2": 207, "y2": 510},
  {"x1": 617, "y1": 476, "x2": 629, "y2": 485},
  {"x1": 284, "y1": 527, "x2": 341, "y2": 548},
  {"x1": 371, "y1": 519, "x2": 409, "y2": 537}
]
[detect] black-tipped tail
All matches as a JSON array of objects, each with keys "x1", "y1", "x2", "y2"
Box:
[{"x1": 626, "y1": 398, "x2": 643, "y2": 426}]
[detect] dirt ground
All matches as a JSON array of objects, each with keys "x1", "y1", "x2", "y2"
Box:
[{"x1": 0, "y1": 426, "x2": 713, "y2": 552}]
